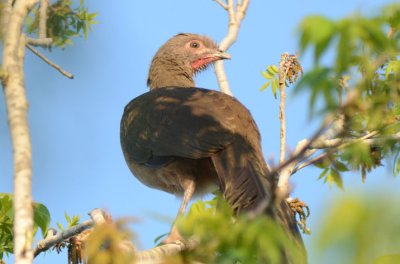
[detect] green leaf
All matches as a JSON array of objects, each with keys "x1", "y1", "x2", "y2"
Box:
[
  {"x1": 326, "y1": 169, "x2": 344, "y2": 190},
  {"x1": 299, "y1": 16, "x2": 336, "y2": 62},
  {"x1": 294, "y1": 67, "x2": 337, "y2": 113},
  {"x1": 318, "y1": 168, "x2": 329, "y2": 180},
  {"x1": 317, "y1": 193, "x2": 400, "y2": 264},
  {"x1": 259, "y1": 81, "x2": 271, "y2": 92},
  {"x1": 271, "y1": 65, "x2": 279, "y2": 73},
  {"x1": 394, "y1": 154, "x2": 400, "y2": 177},
  {"x1": 271, "y1": 79, "x2": 278, "y2": 99},
  {"x1": 56, "y1": 222, "x2": 64, "y2": 231},
  {"x1": 153, "y1": 233, "x2": 168, "y2": 245},
  {"x1": 374, "y1": 254, "x2": 400, "y2": 264},
  {"x1": 334, "y1": 161, "x2": 349, "y2": 172},
  {"x1": 33, "y1": 203, "x2": 51, "y2": 237},
  {"x1": 386, "y1": 60, "x2": 400, "y2": 78},
  {"x1": 267, "y1": 65, "x2": 278, "y2": 75},
  {"x1": 330, "y1": 169, "x2": 344, "y2": 190},
  {"x1": 261, "y1": 71, "x2": 273, "y2": 79}
]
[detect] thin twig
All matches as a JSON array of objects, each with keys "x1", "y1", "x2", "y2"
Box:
[
  {"x1": 269, "y1": 114, "x2": 335, "y2": 177},
  {"x1": 292, "y1": 132, "x2": 400, "y2": 174},
  {"x1": 214, "y1": 0, "x2": 228, "y2": 10},
  {"x1": 292, "y1": 151, "x2": 331, "y2": 174},
  {"x1": 310, "y1": 130, "x2": 378, "y2": 149},
  {"x1": 26, "y1": 44, "x2": 74, "y2": 79},
  {"x1": 279, "y1": 53, "x2": 289, "y2": 163}
]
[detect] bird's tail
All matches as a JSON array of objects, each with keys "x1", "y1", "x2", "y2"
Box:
[
  {"x1": 211, "y1": 142, "x2": 272, "y2": 214},
  {"x1": 211, "y1": 142, "x2": 307, "y2": 263}
]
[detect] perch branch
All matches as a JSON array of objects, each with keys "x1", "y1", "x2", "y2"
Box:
[
  {"x1": 26, "y1": 44, "x2": 74, "y2": 79},
  {"x1": 135, "y1": 239, "x2": 198, "y2": 264},
  {"x1": 213, "y1": 0, "x2": 250, "y2": 95},
  {"x1": 33, "y1": 209, "x2": 199, "y2": 263}
]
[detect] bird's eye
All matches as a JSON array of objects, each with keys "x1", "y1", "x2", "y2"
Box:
[{"x1": 190, "y1": 41, "x2": 200, "y2": 48}]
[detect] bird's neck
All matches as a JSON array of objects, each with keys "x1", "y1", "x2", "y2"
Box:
[{"x1": 147, "y1": 60, "x2": 195, "y2": 89}]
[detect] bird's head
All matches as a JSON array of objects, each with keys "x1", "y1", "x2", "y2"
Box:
[{"x1": 147, "y1": 33, "x2": 230, "y2": 89}]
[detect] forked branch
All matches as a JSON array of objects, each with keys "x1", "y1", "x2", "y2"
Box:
[{"x1": 213, "y1": 0, "x2": 250, "y2": 95}]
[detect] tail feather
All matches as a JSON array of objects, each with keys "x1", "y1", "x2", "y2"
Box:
[
  {"x1": 211, "y1": 143, "x2": 272, "y2": 214},
  {"x1": 211, "y1": 142, "x2": 307, "y2": 263}
]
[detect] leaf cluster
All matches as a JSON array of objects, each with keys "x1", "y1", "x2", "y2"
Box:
[
  {"x1": 295, "y1": 3, "x2": 400, "y2": 184},
  {"x1": 174, "y1": 197, "x2": 305, "y2": 264},
  {"x1": 85, "y1": 219, "x2": 135, "y2": 264},
  {"x1": 316, "y1": 193, "x2": 400, "y2": 264},
  {"x1": 26, "y1": 0, "x2": 97, "y2": 48},
  {"x1": 260, "y1": 65, "x2": 280, "y2": 98},
  {"x1": 0, "y1": 193, "x2": 50, "y2": 260}
]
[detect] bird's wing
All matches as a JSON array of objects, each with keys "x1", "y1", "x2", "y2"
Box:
[{"x1": 120, "y1": 87, "x2": 261, "y2": 164}]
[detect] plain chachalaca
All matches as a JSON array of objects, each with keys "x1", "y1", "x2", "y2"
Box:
[{"x1": 120, "y1": 33, "x2": 304, "y2": 257}]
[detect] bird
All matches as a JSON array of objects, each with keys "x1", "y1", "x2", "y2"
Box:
[{"x1": 120, "y1": 33, "x2": 305, "y2": 260}]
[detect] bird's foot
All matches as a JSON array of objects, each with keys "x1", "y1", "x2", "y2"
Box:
[
  {"x1": 161, "y1": 227, "x2": 187, "y2": 245},
  {"x1": 287, "y1": 197, "x2": 311, "y2": 234}
]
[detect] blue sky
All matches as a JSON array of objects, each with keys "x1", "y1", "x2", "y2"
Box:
[{"x1": 0, "y1": 0, "x2": 398, "y2": 263}]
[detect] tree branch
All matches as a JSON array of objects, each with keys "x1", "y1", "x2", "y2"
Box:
[
  {"x1": 213, "y1": 0, "x2": 250, "y2": 95},
  {"x1": 214, "y1": 0, "x2": 227, "y2": 10},
  {"x1": 26, "y1": 37, "x2": 51, "y2": 46},
  {"x1": 38, "y1": 0, "x2": 48, "y2": 39},
  {"x1": 0, "y1": 0, "x2": 12, "y2": 38},
  {"x1": 293, "y1": 131, "x2": 400, "y2": 174},
  {"x1": 33, "y1": 220, "x2": 94, "y2": 258},
  {"x1": 33, "y1": 209, "x2": 110, "y2": 258},
  {"x1": 1, "y1": 0, "x2": 41, "y2": 262},
  {"x1": 135, "y1": 240, "x2": 198, "y2": 264},
  {"x1": 279, "y1": 53, "x2": 289, "y2": 163},
  {"x1": 33, "y1": 208, "x2": 200, "y2": 263},
  {"x1": 26, "y1": 44, "x2": 74, "y2": 79}
]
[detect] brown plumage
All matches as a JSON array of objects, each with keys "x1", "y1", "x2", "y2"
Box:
[{"x1": 120, "y1": 33, "x2": 305, "y2": 260}]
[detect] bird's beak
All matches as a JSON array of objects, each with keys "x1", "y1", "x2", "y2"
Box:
[{"x1": 214, "y1": 50, "x2": 231, "y2": 60}]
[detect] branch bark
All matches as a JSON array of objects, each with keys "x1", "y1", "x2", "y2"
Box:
[
  {"x1": 278, "y1": 53, "x2": 289, "y2": 163},
  {"x1": 1, "y1": 0, "x2": 40, "y2": 263},
  {"x1": 26, "y1": 44, "x2": 74, "y2": 79},
  {"x1": 38, "y1": 0, "x2": 48, "y2": 39},
  {"x1": 33, "y1": 220, "x2": 94, "y2": 258},
  {"x1": 213, "y1": 0, "x2": 250, "y2": 95}
]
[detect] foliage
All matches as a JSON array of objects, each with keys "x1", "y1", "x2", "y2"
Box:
[
  {"x1": 85, "y1": 220, "x2": 136, "y2": 264},
  {"x1": 294, "y1": 3, "x2": 400, "y2": 186},
  {"x1": 0, "y1": 193, "x2": 50, "y2": 260},
  {"x1": 26, "y1": 0, "x2": 97, "y2": 48},
  {"x1": 52, "y1": 212, "x2": 82, "y2": 258},
  {"x1": 260, "y1": 64, "x2": 280, "y2": 98},
  {"x1": 261, "y1": 55, "x2": 303, "y2": 98},
  {"x1": 173, "y1": 197, "x2": 305, "y2": 263},
  {"x1": 57, "y1": 212, "x2": 81, "y2": 231},
  {"x1": 315, "y1": 192, "x2": 400, "y2": 264}
]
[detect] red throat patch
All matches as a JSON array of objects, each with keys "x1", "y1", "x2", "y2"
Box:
[{"x1": 192, "y1": 56, "x2": 218, "y2": 71}]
